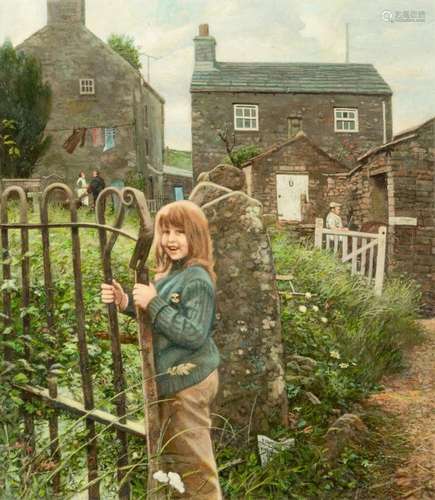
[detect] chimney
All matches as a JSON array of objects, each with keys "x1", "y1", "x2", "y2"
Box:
[
  {"x1": 193, "y1": 24, "x2": 217, "y2": 71},
  {"x1": 47, "y1": 0, "x2": 86, "y2": 25}
]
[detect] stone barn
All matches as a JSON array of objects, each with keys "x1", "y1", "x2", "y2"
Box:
[
  {"x1": 344, "y1": 117, "x2": 435, "y2": 315},
  {"x1": 16, "y1": 0, "x2": 164, "y2": 198},
  {"x1": 162, "y1": 165, "x2": 193, "y2": 202},
  {"x1": 242, "y1": 131, "x2": 348, "y2": 223}
]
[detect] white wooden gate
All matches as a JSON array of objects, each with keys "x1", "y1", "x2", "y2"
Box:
[
  {"x1": 314, "y1": 218, "x2": 387, "y2": 295},
  {"x1": 276, "y1": 174, "x2": 308, "y2": 221}
]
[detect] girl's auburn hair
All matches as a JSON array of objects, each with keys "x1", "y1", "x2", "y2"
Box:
[{"x1": 153, "y1": 200, "x2": 216, "y2": 284}]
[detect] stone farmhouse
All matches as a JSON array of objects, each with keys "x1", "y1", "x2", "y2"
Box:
[
  {"x1": 17, "y1": 0, "x2": 164, "y2": 201},
  {"x1": 191, "y1": 24, "x2": 392, "y2": 221}
]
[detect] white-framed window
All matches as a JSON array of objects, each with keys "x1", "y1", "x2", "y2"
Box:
[
  {"x1": 79, "y1": 79, "x2": 95, "y2": 95},
  {"x1": 334, "y1": 108, "x2": 358, "y2": 132},
  {"x1": 234, "y1": 104, "x2": 259, "y2": 131}
]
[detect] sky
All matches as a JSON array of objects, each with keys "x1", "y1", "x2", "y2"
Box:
[{"x1": 1, "y1": 0, "x2": 434, "y2": 150}]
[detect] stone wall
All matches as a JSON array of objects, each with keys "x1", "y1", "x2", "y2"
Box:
[
  {"x1": 189, "y1": 182, "x2": 288, "y2": 433},
  {"x1": 17, "y1": 18, "x2": 164, "y2": 190},
  {"x1": 249, "y1": 135, "x2": 347, "y2": 222},
  {"x1": 346, "y1": 120, "x2": 435, "y2": 314},
  {"x1": 192, "y1": 91, "x2": 392, "y2": 179},
  {"x1": 162, "y1": 172, "x2": 193, "y2": 201}
]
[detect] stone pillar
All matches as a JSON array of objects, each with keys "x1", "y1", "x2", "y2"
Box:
[{"x1": 190, "y1": 182, "x2": 288, "y2": 434}]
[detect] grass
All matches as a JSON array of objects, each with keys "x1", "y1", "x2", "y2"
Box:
[
  {"x1": 164, "y1": 148, "x2": 192, "y2": 171},
  {"x1": 0, "y1": 210, "x2": 423, "y2": 498}
]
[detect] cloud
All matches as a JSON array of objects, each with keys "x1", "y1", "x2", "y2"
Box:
[{"x1": 1, "y1": 0, "x2": 434, "y2": 147}]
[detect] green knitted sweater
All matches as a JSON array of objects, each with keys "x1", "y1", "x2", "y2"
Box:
[{"x1": 124, "y1": 265, "x2": 220, "y2": 397}]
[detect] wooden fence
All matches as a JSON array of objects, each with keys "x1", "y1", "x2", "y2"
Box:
[
  {"x1": 314, "y1": 218, "x2": 387, "y2": 295},
  {"x1": 0, "y1": 183, "x2": 156, "y2": 499}
]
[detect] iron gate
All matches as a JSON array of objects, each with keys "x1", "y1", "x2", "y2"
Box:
[{"x1": 0, "y1": 183, "x2": 156, "y2": 499}]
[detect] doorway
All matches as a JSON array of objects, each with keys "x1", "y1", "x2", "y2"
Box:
[{"x1": 276, "y1": 174, "x2": 309, "y2": 221}]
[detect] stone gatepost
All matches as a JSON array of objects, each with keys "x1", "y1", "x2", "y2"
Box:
[{"x1": 190, "y1": 182, "x2": 288, "y2": 434}]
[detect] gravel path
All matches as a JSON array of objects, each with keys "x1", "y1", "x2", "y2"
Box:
[{"x1": 368, "y1": 319, "x2": 435, "y2": 499}]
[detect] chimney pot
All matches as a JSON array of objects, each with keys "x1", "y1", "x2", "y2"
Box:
[{"x1": 199, "y1": 24, "x2": 209, "y2": 37}]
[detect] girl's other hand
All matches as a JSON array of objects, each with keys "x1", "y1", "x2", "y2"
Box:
[
  {"x1": 101, "y1": 279, "x2": 128, "y2": 310},
  {"x1": 132, "y1": 283, "x2": 157, "y2": 310}
]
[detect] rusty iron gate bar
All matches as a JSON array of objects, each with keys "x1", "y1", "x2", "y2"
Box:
[{"x1": 0, "y1": 183, "x2": 155, "y2": 499}]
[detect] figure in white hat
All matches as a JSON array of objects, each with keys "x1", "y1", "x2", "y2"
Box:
[
  {"x1": 326, "y1": 202, "x2": 348, "y2": 247},
  {"x1": 326, "y1": 202, "x2": 345, "y2": 230}
]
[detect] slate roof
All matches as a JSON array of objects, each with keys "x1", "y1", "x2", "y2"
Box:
[{"x1": 191, "y1": 62, "x2": 392, "y2": 95}]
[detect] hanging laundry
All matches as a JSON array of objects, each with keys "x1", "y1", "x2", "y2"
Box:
[
  {"x1": 103, "y1": 127, "x2": 116, "y2": 152},
  {"x1": 63, "y1": 128, "x2": 82, "y2": 154},
  {"x1": 79, "y1": 128, "x2": 87, "y2": 147},
  {"x1": 91, "y1": 127, "x2": 104, "y2": 147}
]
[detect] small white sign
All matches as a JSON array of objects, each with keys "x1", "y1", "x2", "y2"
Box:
[
  {"x1": 389, "y1": 217, "x2": 417, "y2": 226},
  {"x1": 257, "y1": 434, "x2": 295, "y2": 466}
]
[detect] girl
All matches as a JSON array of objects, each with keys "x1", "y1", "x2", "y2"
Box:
[
  {"x1": 76, "y1": 171, "x2": 89, "y2": 206},
  {"x1": 101, "y1": 200, "x2": 222, "y2": 499}
]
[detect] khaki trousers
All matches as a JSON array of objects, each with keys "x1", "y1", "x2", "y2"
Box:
[{"x1": 159, "y1": 370, "x2": 222, "y2": 499}]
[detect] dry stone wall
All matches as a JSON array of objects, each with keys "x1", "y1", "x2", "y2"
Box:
[{"x1": 189, "y1": 181, "x2": 288, "y2": 433}]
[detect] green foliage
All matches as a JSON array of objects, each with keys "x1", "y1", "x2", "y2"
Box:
[
  {"x1": 164, "y1": 148, "x2": 192, "y2": 171},
  {"x1": 107, "y1": 34, "x2": 142, "y2": 70},
  {"x1": 223, "y1": 144, "x2": 262, "y2": 168},
  {"x1": 0, "y1": 119, "x2": 20, "y2": 163},
  {"x1": 0, "y1": 40, "x2": 52, "y2": 178},
  {"x1": 124, "y1": 170, "x2": 147, "y2": 193},
  {"x1": 0, "y1": 217, "x2": 421, "y2": 498}
]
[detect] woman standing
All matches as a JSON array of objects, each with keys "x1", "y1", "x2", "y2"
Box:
[{"x1": 76, "y1": 171, "x2": 89, "y2": 206}]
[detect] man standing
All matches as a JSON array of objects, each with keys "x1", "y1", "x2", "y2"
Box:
[
  {"x1": 88, "y1": 170, "x2": 105, "y2": 208},
  {"x1": 326, "y1": 202, "x2": 345, "y2": 230},
  {"x1": 326, "y1": 202, "x2": 348, "y2": 248}
]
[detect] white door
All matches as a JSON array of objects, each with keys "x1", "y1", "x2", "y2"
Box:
[{"x1": 276, "y1": 174, "x2": 309, "y2": 221}]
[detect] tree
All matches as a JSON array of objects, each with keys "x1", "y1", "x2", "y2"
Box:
[
  {"x1": 217, "y1": 122, "x2": 261, "y2": 168},
  {"x1": 107, "y1": 34, "x2": 142, "y2": 70},
  {"x1": 0, "y1": 40, "x2": 52, "y2": 178}
]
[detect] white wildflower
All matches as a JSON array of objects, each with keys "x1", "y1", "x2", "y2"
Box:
[
  {"x1": 305, "y1": 292, "x2": 312, "y2": 300},
  {"x1": 320, "y1": 317, "x2": 328, "y2": 324},
  {"x1": 298, "y1": 305, "x2": 307, "y2": 313},
  {"x1": 153, "y1": 470, "x2": 169, "y2": 484},
  {"x1": 312, "y1": 305, "x2": 319, "y2": 312},
  {"x1": 168, "y1": 472, "x2": 185, "y2": 494},
  {"x1": 330, "y1": 350, "x2": 341, "y2": 360},
  {"x1": 339, "y1": 363, "x2": 349, "y2": 369},
  {"x1": 167, "y1": 363, "x2": 196, "y2": 376}
]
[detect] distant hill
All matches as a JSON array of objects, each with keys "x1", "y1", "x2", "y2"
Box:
[{"x1": 164, "y1": 148, "x2": 192, "y2": 171}]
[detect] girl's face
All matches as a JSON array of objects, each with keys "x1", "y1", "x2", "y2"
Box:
[{"x1": 161, "y1": 224, "x2": 188, "y2": 262}]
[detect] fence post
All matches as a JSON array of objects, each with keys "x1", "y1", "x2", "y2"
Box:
[
  {"x1": 374, "y1": 226, "x2": 387, "y2": 296},
  {"x1": 314, "y1": 218, "x2": 323, "y2": 248}
]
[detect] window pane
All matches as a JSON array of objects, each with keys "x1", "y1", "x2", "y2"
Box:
[
  {"x1": 343, "y1": 112, "x2": 348, "y2": 118},
  {"x1": 244, "y1": 119, "x2": 251, "y2": 128},
  {"x1": 252, "y1": 119, "x2": 257, "y2": 129},
  {"x1": 337, "y1": 120, "x2": 343, "y2": 130},
  {"x1": 344, "y1": 121, "x2": 350, "y2": 130},
  {"x1": 349, "y1": 112, "x2": 354, "y2": 118},
  {"x1": 235, "y1": 108, "x2": 243, "y2": 117},
  {"x1": 349, "y1": 121, "x2": 355, "y2": 130},
  {"x1": 336, "y1": 111, "x2": 342, "y2": 118}
]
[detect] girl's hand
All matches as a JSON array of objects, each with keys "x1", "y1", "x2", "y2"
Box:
[
  {"x1": 132, "y1": 283, "x2": 157, "y2": 310},
  {"x1": 101, "y1": 280, "x2": 128, "y2": 310}
]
